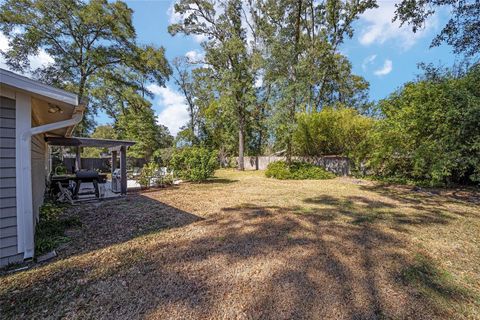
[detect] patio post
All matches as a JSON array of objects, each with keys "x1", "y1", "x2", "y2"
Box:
[
  {"x1": 111, "y1": 150, "x2": 117, "y2": 175},
  {"x1": 119, "y1": 145, "x2": 127, "y2": 195},
  {"x1": 75, "y1": 146, "x2": 81, "y2": 171}
]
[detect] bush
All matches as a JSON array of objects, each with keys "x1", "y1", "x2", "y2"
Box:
[
  {"x1": 367, "y1": 64, "x2": 480, "y2": 186},
  {"x1": 138, "y1": 162, "x2": 158, "y2": 188},
  {"x1": 293, "y1": 107, "x2": 374, "y2": 158},
  {"x1": 265, "y1": 161, "x2": 335, "y2": 180},
  {"x1": 35, "y1": 202, "x2": 81, "y2": 256},
  {"x1": 170, "y1": 147, "x2": 218, "y2": 182},
  {"x1": 154, "y1": 147, "x2": 174, "y2": 166}
]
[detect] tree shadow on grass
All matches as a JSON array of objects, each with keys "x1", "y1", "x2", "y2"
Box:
[
  {"x1": 201, "y1": 177, "x2": 239, "y2": 184},
  {"x1": 359, "y1": 184, "x2": 480, "y2": 212},
  {"x1": 0, "y1": 194, "x2": 477, "y2": 319},
  {"x1": 303, "y1": 194, "x2": 457, "y2": 227},
  {"x1": 57, "y1": 194, "x2": 204, "y2": 258}
]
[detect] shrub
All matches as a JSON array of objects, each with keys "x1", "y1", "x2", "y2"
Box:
[
  {"x1": 154, "y1": 147, "x2": 175, "y2": 166},
  {"x1": 293, "y1": 107, "x2": 374, "y2": 158},
  {"x1": 138, "y1": 162, "x2": 158, "y2": 188},
  {"x1": 265, "y1": 161, "x2": 335, "y2": 180},
  {"x1": 367, "y1": 64, "x2": 480, "y2": 186},
  {"x1": 170, "y1": 147, "x2": 218, "y2": 182}
]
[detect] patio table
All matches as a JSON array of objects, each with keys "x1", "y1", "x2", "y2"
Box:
[{"x1": 51, "y1": 173, "x2": 107, "y2": 199}]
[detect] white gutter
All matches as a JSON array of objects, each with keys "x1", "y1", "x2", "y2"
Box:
[{"x1": 16, "y1": 101, "x2": 84, "y2": 260}]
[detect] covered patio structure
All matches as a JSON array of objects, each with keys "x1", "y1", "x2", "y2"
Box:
[{"x1": 45, "y1": 136, "x2": 135, "y2": 195}]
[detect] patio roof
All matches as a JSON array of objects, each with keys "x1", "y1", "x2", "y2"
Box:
[
  {"x1": 45, "y1": 136, "x2": 136, "y2": 148},
  {"x1": 45, "y1": 136, "x2": 135, "y2": 195}
]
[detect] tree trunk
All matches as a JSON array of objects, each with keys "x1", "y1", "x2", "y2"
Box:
[
  {"x1": 286, "y1": 0, "x2": 303, "y2": 164},
  {"x1": 74, "y1": 74, "x2": 88, "y2": 136},
  {"x1": 238, "y1": 120, "x2": 245, "y2": 171},
  {"x1": 256, "y1": 116, "x2": 262, "y2": 171},
  {"x1": 78, "y1": 74, "x2": 87, "y2": 104}
]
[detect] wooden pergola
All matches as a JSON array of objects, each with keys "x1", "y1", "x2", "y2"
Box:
[{"x1": 45, "y1": 137, "x2": 135, "y2": 195}]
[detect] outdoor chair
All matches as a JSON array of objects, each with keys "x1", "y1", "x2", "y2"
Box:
[
  {"x1": 56, "y1": 182, "x2": 74, "y2": 204},
  {"x1": 131, "y1": 167, "x2": 142, "y2": 180},
  {"x1": 152, "y1": 167, "x2": 174, "y2": 187}
]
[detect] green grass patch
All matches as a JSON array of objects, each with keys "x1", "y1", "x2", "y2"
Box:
[
  {"x1": 265, "y1": 161, "x2": 335, "y2": 180},
  {"x1": 35, "y1": 202, "x2": 81, "y2": 257},
  {"x1": 401, "y1": 253, "x2": 479, "y2": 315}
]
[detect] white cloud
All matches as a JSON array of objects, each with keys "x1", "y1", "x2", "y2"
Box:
[
  {"x1": 361, "y1": 54, "x2": 377, "y2": 71},
  {"x1": 358, "y1": 1, "x2": 438, "y2": 50},
  {"x1": 254, "y1": 75, "x2": 263, "y2": 88},
  {"x1": 29, "y1": 48, "x2": 54, "y2": 69},
  {"x1": 0, "y1": 32, "x2": 53, "y2": 72},
  {"x1": 148, "y1": 84, "x2": 189, "y2": 136},
  {"x1": 374, "y1": 59, "x2": 393, "y2": 76},
  {"x1": 0, "y1": 33, "x2": 9, "y2": 70},
  {"x1": 254, "y1": 69, "x2": 264, "y2": 88},
  {"x1": 185, "y1": 49, "x2": 205, "y2": 63},
  {"x1": 0, "y1": 33, "x2": 8, "y2": 51},
  {"x1": 167, "y1": 2, "x2": 182, "y2": 25}
]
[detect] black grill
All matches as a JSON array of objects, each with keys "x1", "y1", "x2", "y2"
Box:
[{"x1": 75, "y1": 170, "x2": 99, "y2": 180}]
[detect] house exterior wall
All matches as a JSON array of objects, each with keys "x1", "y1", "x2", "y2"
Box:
[
  {"x1": 31, "y1": 131, "x2": 47, "y2": 223},
  {"x1": 1, "y1": 70, "x2": 80, "y2": 267},
  {"x1": 0, "y1": 96, "x2": 23, "y2": 266}
]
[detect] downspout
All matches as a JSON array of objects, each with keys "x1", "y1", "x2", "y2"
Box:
[{"x1": 18, "y1": 106, "x2": 83, "y2": 259}]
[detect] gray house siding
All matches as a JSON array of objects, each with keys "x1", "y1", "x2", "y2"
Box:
[{"x1": 0, "y1": 96, "x2": 22, "y2": 266}]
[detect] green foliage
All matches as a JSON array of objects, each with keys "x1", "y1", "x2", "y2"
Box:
[
  {"x1": 169, "y1": 0, "x2": 376, "y2": 164},
  {"x1": 0, "y1": 0, "x2": 171, "y2": 133},
  {"x1": 169, "y1": 0, "x2": 256, "y2": 170},
  {"x1": 293, "y1": 107, "x2": 374, "y2": 159},
  {"x1": 367, "y1": 64, "x2": 480, "y2": 186},
  {"x1": 82, "y1": 125, "x2": 118, "y2": 158},
  {"x1": 254, "y1": 0, "x2": 376, "y2": 158},
  {"x1": 153, "y1": 147, "x2": 175, "y2": 166},
  {"x1": 170, "y1": 147, "x2": 219, "y2": 182},
  {"x1": 401, "y1": 254, "x2": 474, "y2": 303},
  {"x1": 116, "y1": 108, "x2": 173, "y2": 160},
  {"x1": 265, "y1": 161, "x2": 335, "y2": 180},
  {"x1": 138, "y1": 162, "x2": 158, "y2": 189},
  {"x1": 35, "y1": 202, "x2": 81, "y2": 256}
]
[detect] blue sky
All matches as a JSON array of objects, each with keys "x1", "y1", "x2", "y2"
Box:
[{"x1": 0, "y1": 0, "x2": 459, "y2": 136}]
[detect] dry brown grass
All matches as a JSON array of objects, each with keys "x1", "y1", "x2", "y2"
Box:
[{"x1": 1, "y1": 169, "x2": 479, "y2": 319}]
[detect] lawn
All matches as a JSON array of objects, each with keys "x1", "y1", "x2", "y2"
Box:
[{"x1": 1, "y1": 170, "x2": 479, "y2": 319}]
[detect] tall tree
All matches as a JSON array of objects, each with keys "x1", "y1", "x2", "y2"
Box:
[
  {"x1": 172, "y1": 57, "x2": 199, "y2": 145},
  {"x1": 253, "y1": 0, "x2": 375, "y2": 159},
  {"x1": 82, "y1": 125, "x2": 118, "y2": 157},
  {"x1": 394, "y1": 0, "x2": 480, "y2": 57},
  {"x1": 116, "y1": 107, "x2": 174, "y2": 160},
  {"x1": 169, "y1": 0, "x2": 255, "y2": 170},
  {"x1": 0, "y1": 0, "x2": 171, "y2": 133}
]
